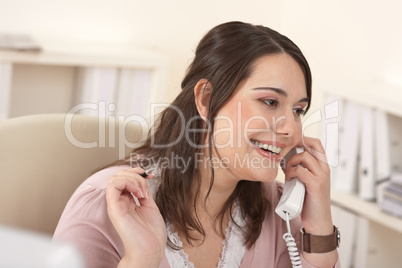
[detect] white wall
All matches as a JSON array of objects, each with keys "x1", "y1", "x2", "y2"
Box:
[
  {"x1": 0, "y1": 0, "x2": 282, "y2": 101},
  {"x1": 275, "y1": 0, "x2": 402, "y2": 139},
  {"x1": 1, "y1": 0, "x2": 401, "y2": 127},
  {"x1": 1, "y1": 0, "x2": 400, "y2": 100},
  {"x1": 279, "y1": 0, "x2": 402, "y2": 88}
]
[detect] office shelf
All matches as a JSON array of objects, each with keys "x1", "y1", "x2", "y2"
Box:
[{"x1": 331, "y1": 189, "x2": 402, "y2": 234}]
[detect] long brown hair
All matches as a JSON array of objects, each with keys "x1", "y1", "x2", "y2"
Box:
[{"x1": 130, "y1": 21, "x2": 312, "y2": 249}]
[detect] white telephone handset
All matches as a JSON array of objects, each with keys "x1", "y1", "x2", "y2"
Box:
[
  {"x1": 275, "y1": 147, "x2": 305, "y2": 220},
  {"x1": 275, "y1": 147, "x2": 305, "y2": 268}
]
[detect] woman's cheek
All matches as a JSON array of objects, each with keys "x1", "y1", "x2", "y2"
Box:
[
  {"x1": 242, "y1": 111, "x2": 273, "y2": 140},
  {"x1": 295, "y1": 121, "x2": 303, "y2": 139},
  {"x1": 212, "y1": 118, "x2": 235, "y2": 148}
]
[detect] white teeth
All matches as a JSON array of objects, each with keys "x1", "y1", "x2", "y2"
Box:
[{"x1": 251, "y1": 140, "x2": 282, "y2": 154}]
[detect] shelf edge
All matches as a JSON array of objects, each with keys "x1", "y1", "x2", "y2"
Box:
[{"x1": 331, "y1": 190, "x2": 402, "y2": 234}]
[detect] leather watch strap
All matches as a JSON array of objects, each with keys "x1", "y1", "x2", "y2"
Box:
[{"x1": 300, "y1": 226, "x2": 340, "y2": 253}]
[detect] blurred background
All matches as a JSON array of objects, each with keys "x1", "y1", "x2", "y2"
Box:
[
  {"x1": 0, "y1": 0, "x2": 402, "y2": 267},
  {"x1": 0, "y1": 0, "x2": 400, "y2": 102}
]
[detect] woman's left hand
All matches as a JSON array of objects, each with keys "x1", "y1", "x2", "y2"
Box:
[{"x1": 282, "y1": 136, "x2": 333, "y2": 235}]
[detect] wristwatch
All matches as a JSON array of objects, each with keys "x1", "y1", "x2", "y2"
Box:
[{"x1": 300, "y1": 225, "x2": 340, "y2": 253}]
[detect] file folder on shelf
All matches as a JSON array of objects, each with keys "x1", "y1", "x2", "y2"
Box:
[
  {"x1": 359, "y1": 106, "x2": 375, "y2": 200},
  {"x1": 334, "y1": 100, "x2": 360, "y2": 193},
  {"x1": 374, "y1": 109, "x2": 391, "y2": 204}
]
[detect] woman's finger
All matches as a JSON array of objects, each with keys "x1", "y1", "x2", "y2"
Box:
[
  {"x1": 106, "y1": 176, "x2": 142, "y2": 203},
  {"x1": 298, "y1": 137, "x2": 329, "y2": 170},
  {"x1": 107, "y1": 175, "x2": 158, "y2": 210},
  {"x1": 284, "y1": 165, "x2": 312, "y2": 185},
  {"x1": 284, "y1": 151, "x2": 321, "y2": 176},
  {"x1": 116, "y1": 169, "x2": 152, "y2": 198}
]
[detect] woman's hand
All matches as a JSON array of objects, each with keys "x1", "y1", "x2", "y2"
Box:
[
  {"x1": 106, "y1": 168, "x2": 166, "y2": 268},
  {"x1": 283, "y1": 136, "x2": 333, "y2": 233},
  {"x1": 283, "y1": 136, "x2": 338, "y2": 267}
]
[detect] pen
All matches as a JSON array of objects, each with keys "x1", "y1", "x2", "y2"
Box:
[{"x1": 139, "y1": 167, "x2": 156, "y2": 178}]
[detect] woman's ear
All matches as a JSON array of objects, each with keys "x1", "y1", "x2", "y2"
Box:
[{"x1": 194, "y1": 79, "x2": 212, "y2": 120}]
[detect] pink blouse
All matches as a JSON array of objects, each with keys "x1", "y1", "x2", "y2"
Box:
[{"x1": 53, "y1": 166, "x2": 340, "y2": 267}]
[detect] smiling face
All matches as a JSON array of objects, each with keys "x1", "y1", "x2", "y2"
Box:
[{"x1": 211, "y1": 52, "x2": 308, "y2": 183}]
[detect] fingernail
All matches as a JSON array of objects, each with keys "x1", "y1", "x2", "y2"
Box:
[
  {"x1": 141, "y1": 186, "x2": 148, "y2": 199},
  {"x1": 138, "y1": 187, "x2": 144, "y2": 198},
  {"x1": 145, "y1": 187, "x2": 149, "y2": 199}
]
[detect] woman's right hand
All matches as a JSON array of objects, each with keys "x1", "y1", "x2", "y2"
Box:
[{"x1": 106, "y1": 168, "x2": 166, "y2": 268}]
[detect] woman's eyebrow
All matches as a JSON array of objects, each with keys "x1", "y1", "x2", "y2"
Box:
[
  {"x1": 252, "y1": 87, "x2": 287, "y2": 96},
  {"x1": 252, "y1": 87, "x2": 309, "y2": 103}
]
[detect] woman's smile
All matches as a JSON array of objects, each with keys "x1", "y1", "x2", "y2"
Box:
[{"x1": 250, "y1": 139, "x2": 284, "y2": 162}]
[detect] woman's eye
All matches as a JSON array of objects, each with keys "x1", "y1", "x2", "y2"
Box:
[
  {"x1": 262, "y1": 99, "x2": 278, "y2": 108},
  {"x1": 293, "y1": 107, "x2": 306, "y2": 117}
]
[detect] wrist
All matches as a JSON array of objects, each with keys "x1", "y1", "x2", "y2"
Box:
[
  {"x1": 302, "y1": 206, "x2": 333, "y2": 235},
  {"x1": 303, "y1": 220, "x2": 334, "y2": 236},
  {"x1": 302, "y1": 201, "x2": 333, "y2": 235}
]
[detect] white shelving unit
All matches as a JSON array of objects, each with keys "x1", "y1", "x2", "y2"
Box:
[
  {"x1": 331, "y1": 190, "x2": 402, "y2": 233},
  {"x1": 0, "y1": 45, "x2": 168, "y2": 120},
  {"x1": 319, "y1": 80, "x2": 402, "y2": 267}
]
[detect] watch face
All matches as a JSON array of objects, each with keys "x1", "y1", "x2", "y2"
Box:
[{"x1": 336, "y1": 228, "x2": 341, "y2": 247}]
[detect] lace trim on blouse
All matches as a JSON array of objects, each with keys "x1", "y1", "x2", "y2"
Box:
[
  {"x1": 146, "y1": 172, "x2": 246, "y2": 267},
  {"x1": 165, "y1": 204, "x2": 246, "y2": 268}
]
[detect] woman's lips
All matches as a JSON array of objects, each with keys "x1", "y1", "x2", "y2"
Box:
[{"x1": 250, "y1": 140, "x2": 282, "y2": 161}]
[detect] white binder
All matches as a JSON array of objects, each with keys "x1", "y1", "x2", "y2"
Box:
[
  {"x1": 115, "y1": 69, "x2": 151, "y2": 118},
  {"x1": 359, "y1": 106, "x2": 375, "y2": 200},
  {"x1": 334, "y1": 100, "x2": 360, "y2": 193},
  {"x1": 374, "y1": 109, "x2": 391, "y2": 204},
  {"x1": 74, "y1": 67, "x2": 117, "y2": 117}
]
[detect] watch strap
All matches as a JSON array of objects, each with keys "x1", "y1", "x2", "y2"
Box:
[{"x1": 300, "y1": 225, "x2": 340, "y2": 253}]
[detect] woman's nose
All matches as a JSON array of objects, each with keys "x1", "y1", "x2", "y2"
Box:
[{"x1": 272, "y1": 112, "x2": 297, "y2": 137}]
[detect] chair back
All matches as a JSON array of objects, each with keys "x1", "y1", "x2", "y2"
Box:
[{"x1": 0, "y1": 113, "x2": 144, "y2": 234}]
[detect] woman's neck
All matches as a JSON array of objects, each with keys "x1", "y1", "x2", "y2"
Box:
[{"x1": 194, "y1": 158, "x2": 239, "y2": 222}]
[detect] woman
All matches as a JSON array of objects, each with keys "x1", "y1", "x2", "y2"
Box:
[{"x1": 54, "y1": 21, "x2": 340, "y2": 267}]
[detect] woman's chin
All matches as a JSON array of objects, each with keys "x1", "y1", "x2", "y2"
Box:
[{"x1": 247, "y1": 167, "x2": 278, "y2": 183}]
